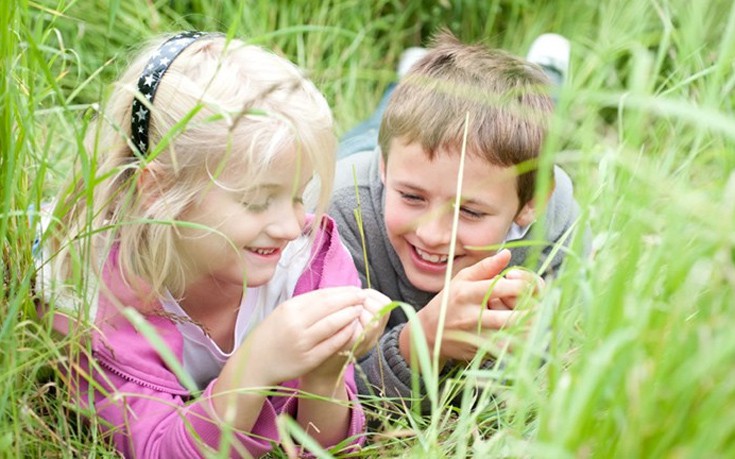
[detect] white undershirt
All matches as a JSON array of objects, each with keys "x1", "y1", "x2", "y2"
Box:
[
  {"x1": 506, "y1": 222, "x2": 532, "y2": 242},
  {"x1": 161, "y1": 234, "x2": 312, "y2": 390}
]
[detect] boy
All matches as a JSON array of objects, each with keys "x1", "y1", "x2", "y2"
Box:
[{"x1": 329, "y1": 32, "x2": 584, "y2": 402}]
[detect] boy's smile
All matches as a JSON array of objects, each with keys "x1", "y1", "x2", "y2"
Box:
[{"x1": 381, "y1": 138, "x2": 536, "y2": 293}]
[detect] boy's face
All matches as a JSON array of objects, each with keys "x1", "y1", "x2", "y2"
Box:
[{"x1": 381, "y1": 137, "x2": 535, "y2": 293}]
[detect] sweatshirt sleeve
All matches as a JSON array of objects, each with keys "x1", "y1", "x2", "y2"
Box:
[
  {"x1": 276, "y1": 366, "x2": 367, "y2": 455},
  {"x1": 355, "y1": 323, "x2": 416, "y2": 401},
  {"x1": 291, "y1": 216, "x2": 367, "y2": 451},
  {"x1": 81, "y1": 355, "x2": 283, "y2": 458}
]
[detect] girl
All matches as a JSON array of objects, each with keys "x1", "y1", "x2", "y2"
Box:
[{"x1": 41, "y1": 32, "x2": 389, "y2": 457}]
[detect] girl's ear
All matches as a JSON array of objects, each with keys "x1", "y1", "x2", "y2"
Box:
[{"x1": 137, "y1": 162, "x2": 164, "y2": 210}]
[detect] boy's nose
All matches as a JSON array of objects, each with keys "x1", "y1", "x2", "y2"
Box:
[{"x1": 413, "y1": 210, "x2": 452, "y2": 248}]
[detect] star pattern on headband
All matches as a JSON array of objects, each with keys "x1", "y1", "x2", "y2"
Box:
[{"x1": 131, "y1": 31, "x2": 205, "y2": 156}]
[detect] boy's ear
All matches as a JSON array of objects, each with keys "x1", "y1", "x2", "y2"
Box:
[
  {"x1": 514, "y1": 177, "x2": 556, "y2": 227},
  {"x1": 514, "y1": 199, "x2": 536, "y2": 227},
  {"x1": 137, "y1": 162, "x2": 164, "y2": 210},
  {"x1": 378, "y1": 152, "x2": 387, "y2": 184}
]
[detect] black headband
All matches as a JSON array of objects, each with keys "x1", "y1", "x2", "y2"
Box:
[{"x1": 131, "y1": 31, "x2": 205, "y2": 155}]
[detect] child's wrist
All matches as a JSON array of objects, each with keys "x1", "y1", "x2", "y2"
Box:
[{"x1": 300, "y1": 372, "x2": 345, "y2": 395}]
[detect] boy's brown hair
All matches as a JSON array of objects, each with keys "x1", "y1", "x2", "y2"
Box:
[{"x1": 378, "y1": 30, "x2": 554, "y2": 208}]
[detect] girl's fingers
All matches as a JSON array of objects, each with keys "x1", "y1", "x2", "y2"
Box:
[
  {"x1": 290, "y1": 287, "x2": 365, "y2": 327},
  {"x1": 362, "y1": 289, "x2": 391, "y2": 314},
  {"x1": 363, "y1": 288, "x2": 391, "y2": 306},
  {"x1": 306, "y1": 305, "x2": 362, "y2": 345},
  {"x1": 309, "y1": 319, "x2": 358, "y2": 360}
]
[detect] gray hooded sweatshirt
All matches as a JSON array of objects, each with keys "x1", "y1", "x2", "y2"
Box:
[{"x1": 329, "y1": 147, "x2": 583, "y2": 403}]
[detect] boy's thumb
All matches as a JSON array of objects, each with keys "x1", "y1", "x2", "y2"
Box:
[{"x1": 459, "y1": 249, "x2": 511, "y2": 281}]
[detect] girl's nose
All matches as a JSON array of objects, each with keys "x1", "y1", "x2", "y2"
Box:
[{"x1": 266, "y1": 199, "x2": 303, "y2": 241}]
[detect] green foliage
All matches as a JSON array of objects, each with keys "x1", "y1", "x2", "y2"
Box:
[{"x1": 3, "y1": 0, "x2": 735, "y2": 457}]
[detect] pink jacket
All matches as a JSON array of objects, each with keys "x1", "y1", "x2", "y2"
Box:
[{"x1": 64, "y1": 216, "x2": 365, "y2": 458}]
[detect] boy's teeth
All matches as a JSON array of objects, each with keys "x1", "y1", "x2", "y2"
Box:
[
  {"x1": 253, "y1": 248, "x2": 275, "y2": 255},
  {"x1": 415, "y1": 247, "x2": 448, "y2": 263}
]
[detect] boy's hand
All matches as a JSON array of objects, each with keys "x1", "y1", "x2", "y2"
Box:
[
  {"x1": 486, "y1": 268, "x2": 544, "y2": 310},
  {"x1": 399, "y1": 249, "x2": 540, "y2": 363}
]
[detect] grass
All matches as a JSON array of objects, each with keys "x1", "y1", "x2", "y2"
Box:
[{"x1": 3, "y1": 0, "x2": 735, "y2": 457}]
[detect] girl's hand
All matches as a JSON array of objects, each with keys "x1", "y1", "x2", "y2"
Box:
[
  {"x1": 301, "y1": 289, "x2": 391, "y2": 385},
  {"x1": 302, "y1": 289, "x2": 391, "y2": 386},
  {"x1": 352, "y1": 288, "x2": 391, "y2": 357},
  {"x1": 239, "y1": 286, "x2": 367, "y2": 386}
]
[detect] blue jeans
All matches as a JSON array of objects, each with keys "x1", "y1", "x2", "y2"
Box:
[{"x1": 337, "y1": 83, "x2": 396, "y2": 159}]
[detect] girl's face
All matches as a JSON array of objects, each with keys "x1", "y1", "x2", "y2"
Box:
[{"x1": 174, "y1": 147, "x2": 311, "y2": 291}]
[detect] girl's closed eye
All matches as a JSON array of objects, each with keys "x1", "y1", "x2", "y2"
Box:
[{"x1": 243, "y1": 196, "x2": 273, "y2": 212}]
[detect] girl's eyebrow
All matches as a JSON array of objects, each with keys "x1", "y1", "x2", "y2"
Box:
[{"x1": 240, "y1": 184, "x2": 280, "y2": 194}]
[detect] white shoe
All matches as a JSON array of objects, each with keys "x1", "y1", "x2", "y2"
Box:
[
  {"x1": 397, "y1": 47, "x2": 429, "y2": 79},
  {"x1": 526, "y1": 33, "x2": 570, "y2": 85}
]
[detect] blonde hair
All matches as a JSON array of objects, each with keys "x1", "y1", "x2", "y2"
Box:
[
  {"x1": 378, "y1": 30, "x2": 554, "y2": 208},
  {"x1": 52, "y1": 34, "x2": 336, "y2": 298}
]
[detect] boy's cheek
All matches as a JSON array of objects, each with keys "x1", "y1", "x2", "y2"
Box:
[{"x1": 383, "y1": 199, "x2": 413, "y2": 235}]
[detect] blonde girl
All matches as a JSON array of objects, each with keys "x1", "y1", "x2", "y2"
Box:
[{"x1": 42, "y1": 32, "x2": 388, "y2": 457}]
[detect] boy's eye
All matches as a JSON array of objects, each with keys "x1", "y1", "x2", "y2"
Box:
[
  {"x1": 459, "y1": 206, "x2": 486, "y2": 219},
  {"x1": 398, "y1": 191, "x2": 424, "y2": 203}
]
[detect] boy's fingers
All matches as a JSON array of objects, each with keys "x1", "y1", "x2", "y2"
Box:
[
  {"x1": 456, "y1": 249, "x2": 511, "y2": 282},
  {"x1": 505, "y1": 269, "x2": 545, "y2": 292},
  {"x1": 488, "y1": 277, "x2": 537, "y2": 299},
  {"x1": 487, "y1": 297, "x2": 512, "y2": 311},
  {"x1": 479, "y1": 309, "x2": 527, "y2": 330},
  {"x1": 452, "y1": 277, "x2": 529, "y2": 308}
]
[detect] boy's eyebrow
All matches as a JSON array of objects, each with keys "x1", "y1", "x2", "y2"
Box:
[
  {"x1": 392, "y1": 181, "x2": 427, "y2": 192},
  {"x1": 459, "y1": 196, "x2": 499, "y2": 212}
]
